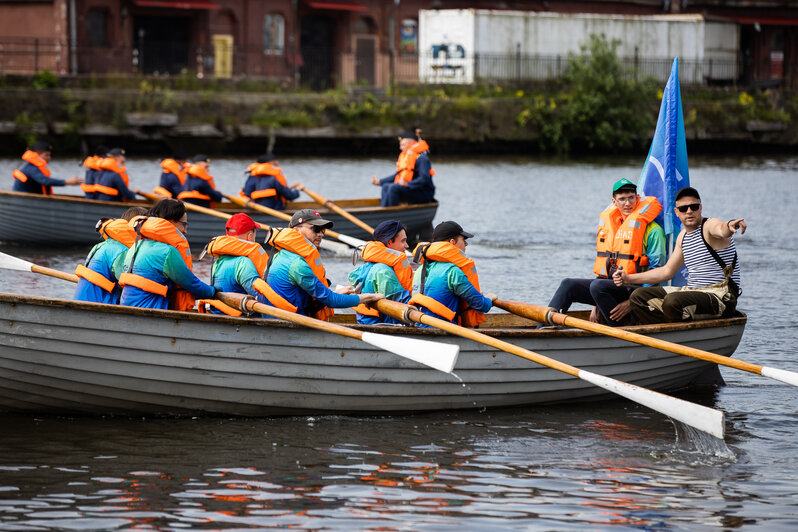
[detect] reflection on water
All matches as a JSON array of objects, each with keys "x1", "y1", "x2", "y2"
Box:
[{"x1": 0, "y1": 155, "x2": 798, "y2": 528}]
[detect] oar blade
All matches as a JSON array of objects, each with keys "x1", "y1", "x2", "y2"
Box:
[
  {"x1": 761, "y1": 367, "x2": 798, "y2": 387},
  {"x1": 0, "y1": 251, "x2": 34, "y2": 273},
  {"x1": 319, "y1": 239, "x2": 353, "y2": 257},
  {"x1": 361, "y1": 331, "x2": 459, "y2": 373},
  {"x1": 579, "y1": 370, "x2": 725, "y2": 439}
]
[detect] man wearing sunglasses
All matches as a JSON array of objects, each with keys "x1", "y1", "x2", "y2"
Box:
[
  {"x1": 542, "y1": 178, "x2": 666, "y2": 327},
  {"x1": 613, "y1": 186, "x2": 745, "y2": 323},
  {"x1": 257, "y1": 209, "x2": 383, "y2": 320}
]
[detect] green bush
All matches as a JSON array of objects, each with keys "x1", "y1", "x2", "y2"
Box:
[{"x1": 32, "y1": 69, "x2": 58, "y2": 89}]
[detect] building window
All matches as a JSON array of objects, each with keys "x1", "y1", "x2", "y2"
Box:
[
  {"x1": 86, "y1": 9, "x2": 108, "y2": 47},
  {"x1": 263, "y1": 13, "x2": 284, "y2": 55}
]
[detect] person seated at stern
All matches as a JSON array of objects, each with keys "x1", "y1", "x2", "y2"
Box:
[
  {"x1": 257, "y1": 209, "x2": 383, "y2": 320},
  {"x1": 349, "y1": 219, "x2": 412, "y2": 325},
  {"x1": 95, "y1": 148, "x2": 136, "y2": 202},
  {"x1": 178, "y1": 154, "x2": 223, "y2": 208},
  {"x1": 370, "y1": 130, "x2": 435, "y2": 207},
  {"x1": 241, "y1": 153, "x2": 304, "y2": 210},
  {"x1": 12, "y1": 140, "x2": 82, "y2": 195},
  {"x1": 409, "y1": 221, "x2": 495, "y2": 328},
  {"x1": 542, "y1": 178, "x2": 666, "y2": 327},
  {"x1": 199, "y1": 213, "x2": 270, "y2": 316},
  {"x1": 73, "y1": 206, "x2": 148, "y2": 305},
  {"x1": 614, "y1": 186, "x2": 745, "y2": 324},
  {"x1": 118, "y1": 199, "x2": 215, "y2": 311},
  {"x1": 153, "y1": 151, "x2": 188, "y2": 199}
]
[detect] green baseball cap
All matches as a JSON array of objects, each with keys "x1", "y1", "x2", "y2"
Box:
[{"x1": 612, "y1": 178, "x2": 637, "y2": 194}]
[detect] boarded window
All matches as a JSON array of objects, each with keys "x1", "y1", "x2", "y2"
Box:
[
  {"x1": 86, "y1": 9, "x2": 108, "y2": 47},
  {"x1": 263, "y1": 13, "x2": 285, "y2": 55}
]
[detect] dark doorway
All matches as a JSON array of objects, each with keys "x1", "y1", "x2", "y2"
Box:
[
  {"x1": 300, "y1": 15, "x2": 334, "y2": 90},
  {"x1": 355, "y1": 36, "x2": 375, "y2": 85},
  {"x1": 134, "y1": 16, "x2": 190, "y2": 74}
]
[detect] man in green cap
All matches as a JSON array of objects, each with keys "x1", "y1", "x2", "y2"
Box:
[{"x1": 541, "y1": 178, "x2": 666, "y2": 326}]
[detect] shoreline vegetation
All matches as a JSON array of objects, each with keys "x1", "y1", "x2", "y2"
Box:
[{"x1": 1, "y1": 36, "x2": 794, "y2": 157}]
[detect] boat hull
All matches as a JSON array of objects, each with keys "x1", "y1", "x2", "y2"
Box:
[
  {"x1": 0, "y1": 191, "x2": 437, "y2": 248},
  {"x1": 0, "y1": 294, "x2": 746, "y2": 416}
]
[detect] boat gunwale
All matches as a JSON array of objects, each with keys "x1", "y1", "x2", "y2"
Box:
[{"x1": 0, "y1": 292, "x2": 747, "y2": 339}]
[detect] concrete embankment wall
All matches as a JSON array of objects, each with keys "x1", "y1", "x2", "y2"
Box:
[{"x1": 0, "y1": 88, "x2": 795, "y2": 156}]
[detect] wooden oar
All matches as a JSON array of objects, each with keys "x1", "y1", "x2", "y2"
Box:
[
  {"x1": 0, "y1": 251, "x2": 79, "y2": 283},
  {"x1": 374, "y1": 299, "x2": 725, "y2": 439},
  {"x1": 136, "y1": 190, "x2": 351, "y2": 257},
  {"x1": 216, "y1": 292, "x2": 458, "y2": 374},
  {"x1": 493, "y1": 299, "x2": 798, "y2": 388},
  {"x1": 0, "y1": 250, "x2": 459, "y2": 374},
  {"x1": 300, "y1": 186, "x2": 375, "y2": 234},
  {"x1": 222, "y1": 193, "x2": 368, "y2": 249}
]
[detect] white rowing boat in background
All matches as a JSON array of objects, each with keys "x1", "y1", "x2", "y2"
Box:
[{"x1": 0, "y1": 293, "x2": 746, "y2": 416}]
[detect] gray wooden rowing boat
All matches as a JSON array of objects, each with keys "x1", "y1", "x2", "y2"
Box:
[
  {"x1": 0, "y1": 293, "x2": 746, "y2": 416},
  {"x1": 0, "y1": 191, "x2": 437, "y2": 247}
]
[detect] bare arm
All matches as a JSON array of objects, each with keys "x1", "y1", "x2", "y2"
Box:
[
  {"x1": 614, "y1": 230, "x2": 686, "y2": 286},
  {"x1": 705, "y1": 216, "x2": 746, "y2": 246}
]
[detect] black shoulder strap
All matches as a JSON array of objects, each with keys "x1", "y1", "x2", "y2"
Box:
[
  {"x1": 415, "y1": 244, "x2": 431, "y2": 296},
  {"x1": 699, "y1": 218, "x2": 740, "y2": 297}
]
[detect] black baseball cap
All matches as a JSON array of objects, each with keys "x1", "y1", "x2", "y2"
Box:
[
  {"x1": 675, "y1": 186, "x2": 701, "y2": 202},
  {"x1": 289, "y1": 208, "x2": 334, "y2": 229},
  {"x1": 432, "y1": 221, "x2": 474, "y2": 242},
  {"x1": 31, "y1": 140, "x2": 53, "y2": 153}
]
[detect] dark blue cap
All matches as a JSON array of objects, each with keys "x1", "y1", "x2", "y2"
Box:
[{"x1": 373, "y1": 220, "x2": 405, "y2": 244}]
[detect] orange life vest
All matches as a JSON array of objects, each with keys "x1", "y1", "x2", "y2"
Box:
[
  {"x1": 395, "y1": 140, "x2": 434, "y2": 184},
  {"x1": 177, "y1": 164, "x2": 218, "y2": 205},
  {"x1": 409, "y1": 241, "x2": 485, "y2": 327},
  {"x1": 593, "y1": 195, "x2": 662, "y2": 277},
  {"x1": 352, "y1": 241, "x2": 413, "y2": 317},
  {"x1": 153, "y1": 158, "x2": 187, "y2": 197},
  {"x1": 197, "y1": 235, "x2": 270, "y2": 316},
  {"x1": 80, "y1": 155, "x2": 103, "y2": 194},
  {"x1": 94, "y1": 158, "x2": 130, "y2": 198},
  {"x1": 74, "y1": 218, "x2": 137, "y2": 293},
  {"x1": 246, "y1": 162, "x2": 290, "y2": 205},
  {"x1": 261, "y1": 227, "x2": 334, "y2": 321},
  {"x1": 13, "y1": 150, "x2": 52, "y2": 195},
  {"x1": 118, "y1": 217, "x2": 196, "y2": 311}
]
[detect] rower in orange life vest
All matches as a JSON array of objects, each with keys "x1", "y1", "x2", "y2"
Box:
[
  {"x1": 177, "y1": 154, "x2": 223, "y2": 208},
  {"x1": 257, "y1": 209, "x2": 383, "y2": 319},
  {"x1": 73, "y1": 206, "x2": 148, "y2": 305},
  {"x1": 370, "y1": 130, "x2": 436, "y2": 207},
  {"x1": 81, "y1": 145, "x2": 108, "y2": 200},
  {"x1": 152, "y1": 151, "x2": 188, "y2": 198},
  {"x1": 12, "y1": 140, "x2": 83, "y2": 195},
  {"x1": 542, "y1": 178, "x2": 666, "y2": 327},
  {"x1": 198, "y1": 213, "x2": 270, "y2": 316},
  {"x1": 95, "y1": 147, "x2": 136, "y2": 202},
  {"x1": 348, "y1": 220, "x2": 412, "y2": 325},
  {"x1": 119, "y1": 199, "x2": 216, "y2": 310},
  {"x1": 409, "y1": 221, "x2": 496, "y2": 327},
  {"x1": 241, "y1": 152, "x2": 304, "y2": 210}
]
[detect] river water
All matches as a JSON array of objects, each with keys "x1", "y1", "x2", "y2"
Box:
[{"x1": 0, "y1": 154, "x2": 796, "y2": 530}]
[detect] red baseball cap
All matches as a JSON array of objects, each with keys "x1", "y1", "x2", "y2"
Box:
[{"x1": 226, "y1": 213, "x2": 258, "y2": 235}]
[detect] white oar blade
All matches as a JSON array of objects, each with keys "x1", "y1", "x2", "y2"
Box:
[
  {"x1": 361, "y1": 331, "x2": 459, "y2": 374},
  {"x1": 579, "y1": 370, "x2": 725, "y2": 439},
  {"x1": 761, "y1": 367, "x2": 798, "y2": 387},
  {"x1": 0, "y1": 251, "x2": 35, "y2": 273},
  {"x1": 319, "y1": 239, "x2": 352, "y2": 257},
  {"x1": 334, "y1": 233, "x2": 368, "y2": 248}
]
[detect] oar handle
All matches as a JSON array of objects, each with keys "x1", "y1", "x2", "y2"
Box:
[
  {"x1": 31, "y1": 264, "x2": 79, "y2": 283},
  {"x1": 215, "y1": 292, "x2": 364, "y2": 341},
  {"x1": 302, "y1": 187, "x2": 375, "y2": 235}
]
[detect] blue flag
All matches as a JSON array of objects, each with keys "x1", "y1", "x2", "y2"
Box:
[{"x1": 637, "y1": 57, "x2": 689, "y2": 237}]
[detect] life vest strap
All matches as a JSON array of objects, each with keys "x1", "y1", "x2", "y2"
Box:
[
  {"x1": 119, "y1": 272, "x2": 169, "y2": 297},
  {"x1": 251, "y1": 188, "x2": 278, "y2": 199},
  {"x1": 409, "y1": 293, "x2": 456, "y2": 321},
  {"x1": 75, "y1": 264, "x2": 116, "y2": 293},
  {"x1": 198, "y1": 299, "x2": 243, "y2": 317},
  {"x1": 177, "y1": 190, "x2": 211, "y2": 201},
  {"x1": 596, "y1": 251, "x2": 636, "y2": 261},
  {"x1": 94, "y1": 184, "x2": 120, "y2": 196},
  {"x1": 253, "y1": 278, "x2": 298, "y2": 313},
  {"x1": 152, "y1": 186, "x2": 173, "y2": 198},
  {"x1": 81, "y1": 183, "x2": 97, "y2": 194},
  {"x1": 12, "y1": 169, "x2": 28, "y2": 183}
]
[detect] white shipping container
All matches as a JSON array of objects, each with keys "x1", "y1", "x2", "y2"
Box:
[{"x1": 419, "y1": 9, "x2": 740, "y2": 84}]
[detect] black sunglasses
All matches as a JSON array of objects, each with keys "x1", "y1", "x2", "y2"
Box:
[
  {"x1": 676, "y1": 203, "x2": 701, "y2": 213},
  {"x1": 304, "y1": 224, "x2": 326, "y2": 233}
]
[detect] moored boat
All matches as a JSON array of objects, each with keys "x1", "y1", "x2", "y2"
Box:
[
  {"x1": 0, "y1": 292, "x2": 746, "y2": 416},
  {"x1": 0, "y1": 190, "x2": 437, "y2": 248}
]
